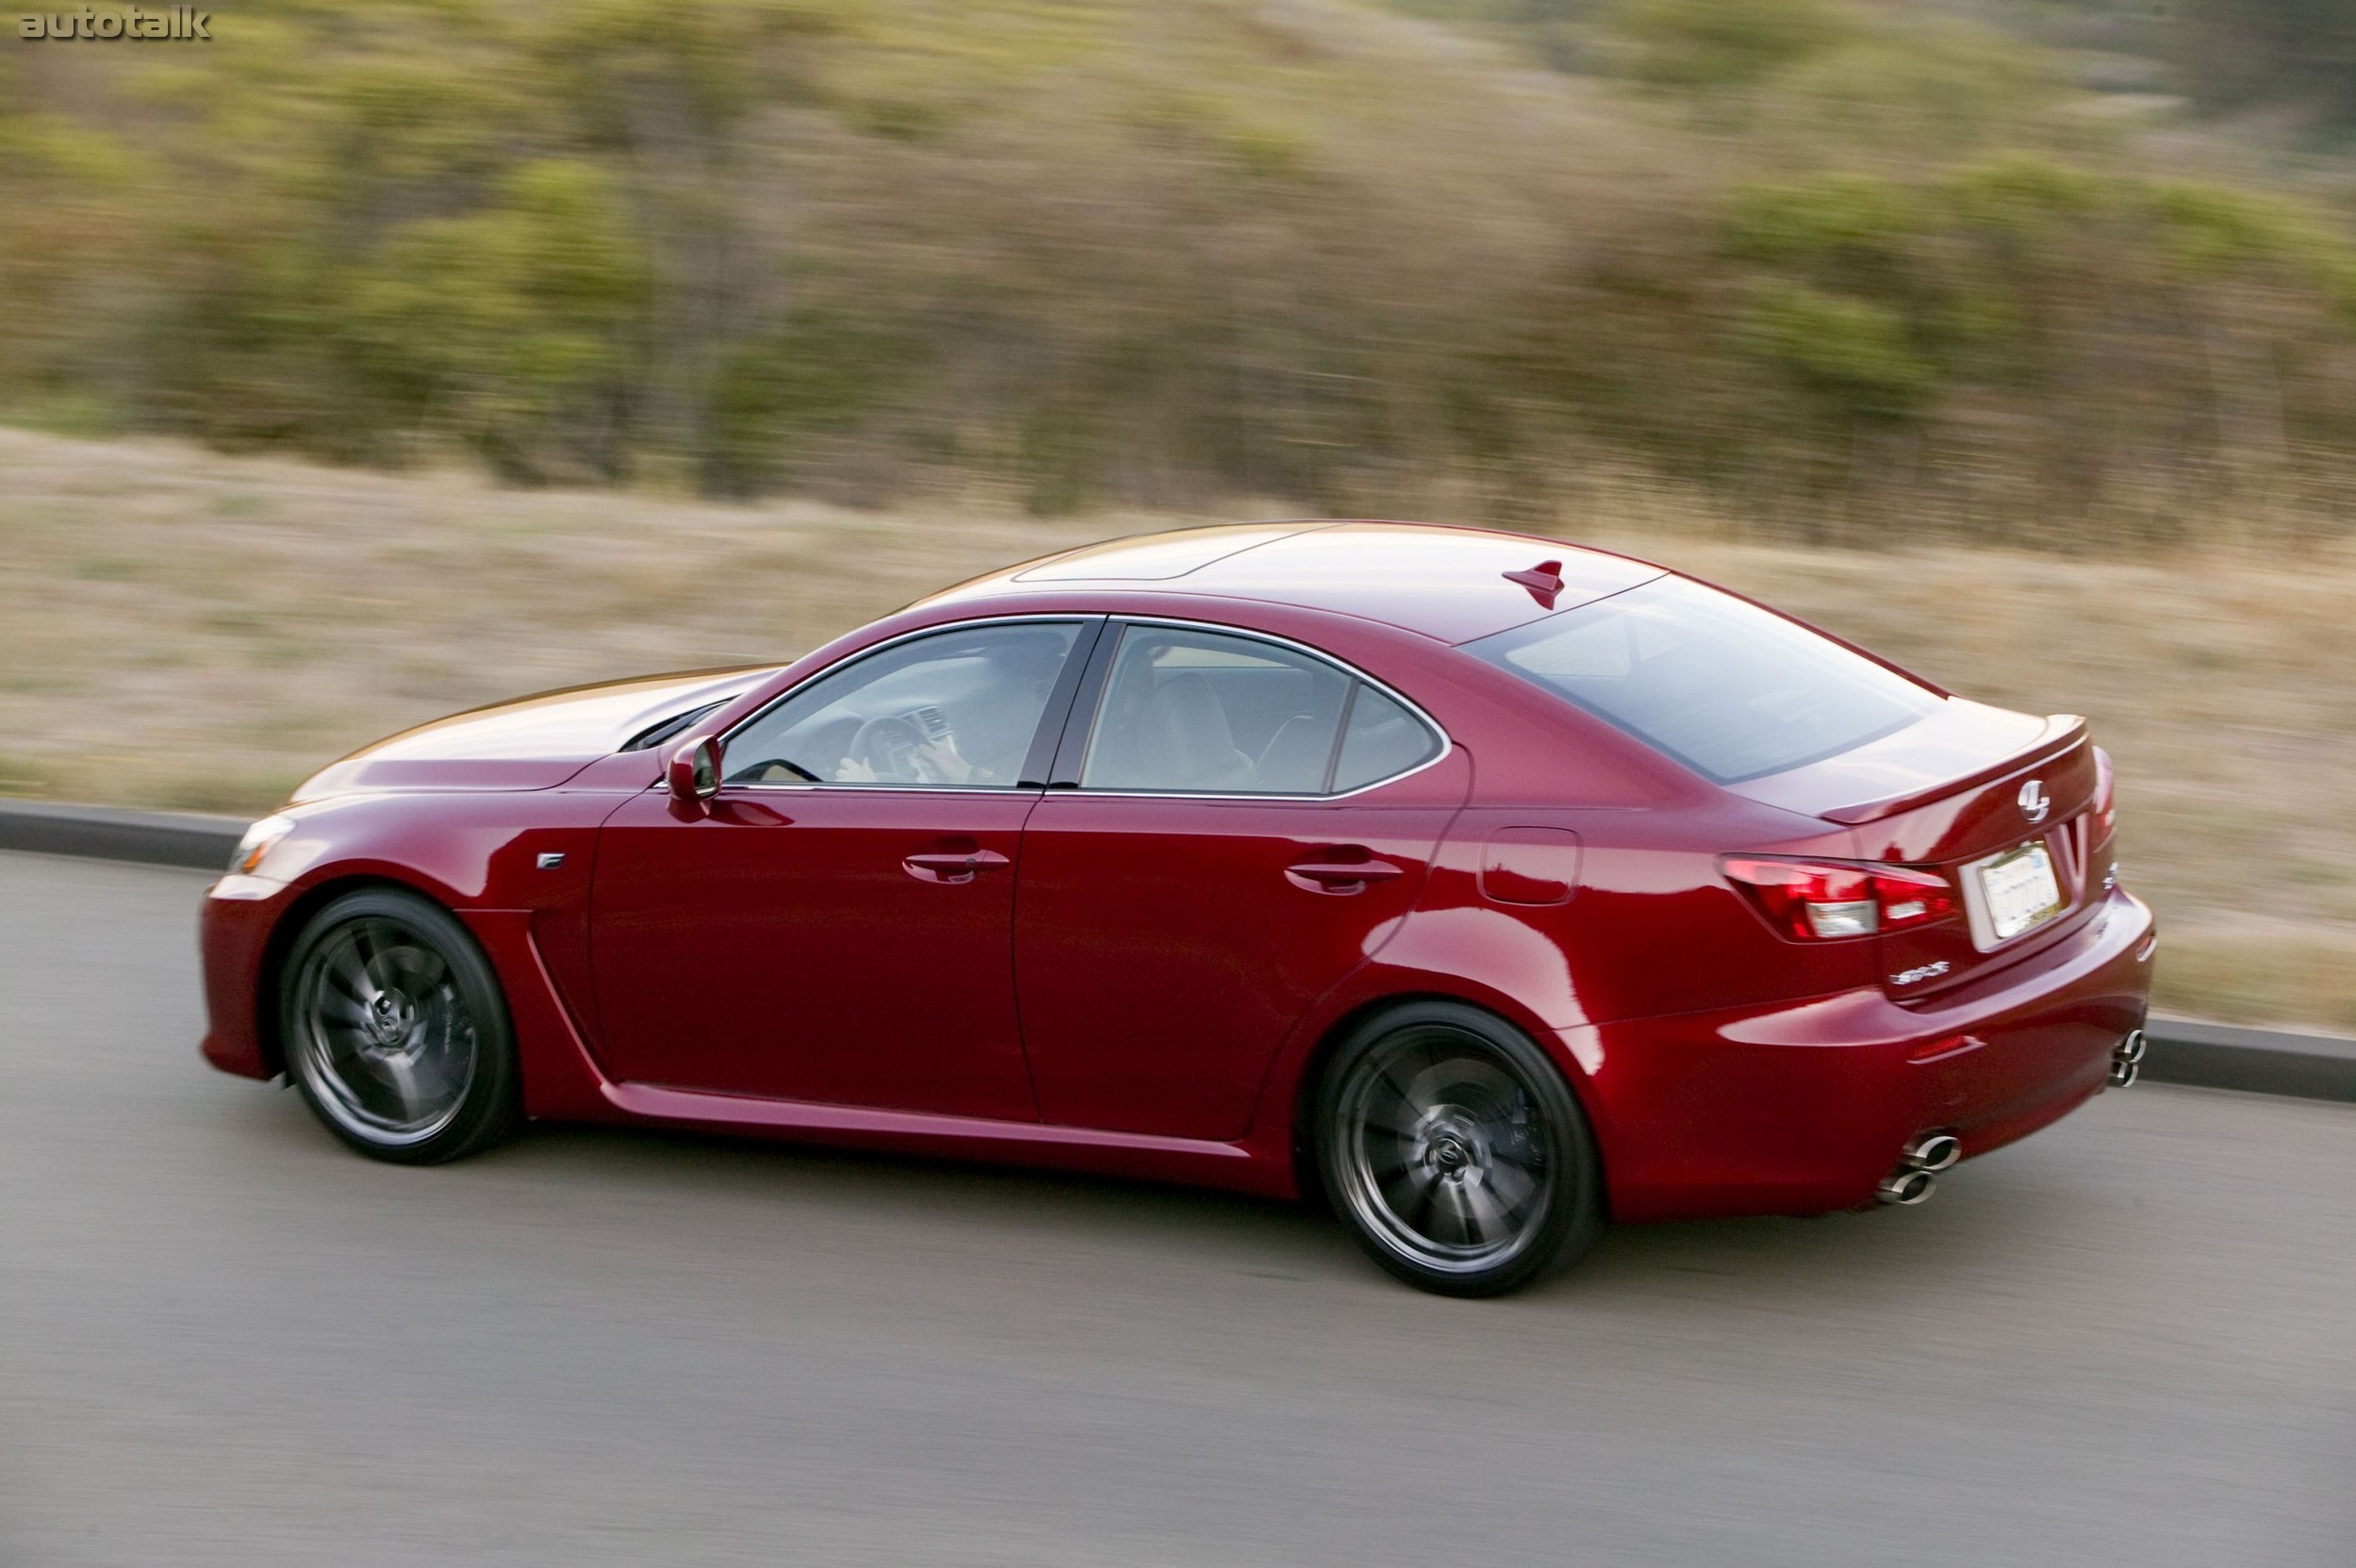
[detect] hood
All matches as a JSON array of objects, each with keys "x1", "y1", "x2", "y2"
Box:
[{"x1": 290, "y1": 666, "x2": 775, "y2": 802}]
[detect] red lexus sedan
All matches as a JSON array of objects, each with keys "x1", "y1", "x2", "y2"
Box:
[{"x1": 200, "y1": 522, "x2": 2154, "y2": 1296}]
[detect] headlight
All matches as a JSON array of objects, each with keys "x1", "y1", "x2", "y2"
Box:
[{"x1": 230, "y1": 814, "x2": 297, "y2": 875}]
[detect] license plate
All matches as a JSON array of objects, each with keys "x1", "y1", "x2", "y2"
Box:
[{"x1": 1976, "y1": 840, "x2": 2065, "y2": 943}]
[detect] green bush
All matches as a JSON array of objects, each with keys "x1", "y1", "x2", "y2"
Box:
[
  {"x1": 1738, "y1": 278, "x2": 1935, "y2": 418},
  {"x1": 336, "y1": 159, "x2": 651, "y2": 477},
  {"x1": 1606, "y1": 0, "x2": 1850, "y2": 91}
]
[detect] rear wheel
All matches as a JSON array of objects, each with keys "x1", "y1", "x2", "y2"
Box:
[
  {"x1": 1317, "y1": 1002, "x2": 1601, "y2": 1297},
  {"x1": 279, "y1": 888, "x2": 519, "y2": 1164}
]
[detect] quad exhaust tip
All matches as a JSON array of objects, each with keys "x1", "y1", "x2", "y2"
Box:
[
  {"x1": 1876, "y1": 1168, "x2": 1936, "y2": 1207},
  {"x1": 2109, "y1": 1028, "x2": 2147, "y2": 1087},
  {"x1": 1903, "y1": 1132, "x2": 1962, "y2": 1173}
]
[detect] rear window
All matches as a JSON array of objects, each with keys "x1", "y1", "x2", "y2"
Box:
[{"x1": 1464, "y1": 575, "x2": 1939, "y2": 783}]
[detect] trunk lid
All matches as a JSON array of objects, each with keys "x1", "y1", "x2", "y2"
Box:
[{"x1": 1729, "y1": 700, "x2": 2106, "y2": 1000}]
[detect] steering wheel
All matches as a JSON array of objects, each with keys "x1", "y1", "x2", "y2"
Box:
[{"x1": 845, "y1": 713, "x2": 931, "y2": 782}]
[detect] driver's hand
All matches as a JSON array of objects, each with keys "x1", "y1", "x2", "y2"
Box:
[
  {"x1": 835, "y1": 755, "x2": 881, "y2": 783},
  {"x1": 908, "y1": 739, "x2": 978, "y2": 784}
]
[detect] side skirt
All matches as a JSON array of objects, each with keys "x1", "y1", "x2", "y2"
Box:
[{"x1": 602, "y1": 1081, "x2": 1293, "y2": 1197}]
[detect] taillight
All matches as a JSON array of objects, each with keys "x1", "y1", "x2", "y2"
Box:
[
  {"x1": 1721, "y1": 857, "x2": 1957, "y2": 941},
  {"x1": 2091, "y1": 747, "x2": 2117, "y2": 846}
]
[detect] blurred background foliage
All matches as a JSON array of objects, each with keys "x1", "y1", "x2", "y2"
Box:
[{"x1": 7, "y1": 0, "x2": 2356, "y2": 541}]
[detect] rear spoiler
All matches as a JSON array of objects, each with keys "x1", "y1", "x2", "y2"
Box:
[{"x1": 1820, "y1": 715, "x2": 2088, "y2": 826}]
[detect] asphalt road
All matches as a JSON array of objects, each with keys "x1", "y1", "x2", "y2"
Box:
[{"x1": 2, "y1": 850, "x2": 2351, "y2": 1568}]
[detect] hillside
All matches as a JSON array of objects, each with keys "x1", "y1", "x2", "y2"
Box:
[{"x1": 6, "y1": 0, "x2": 2356, "y2": 544}]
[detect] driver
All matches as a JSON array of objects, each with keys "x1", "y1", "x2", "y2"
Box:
[{"x1": 833, "y1": 633, "x2": 1070, "y2": 784}]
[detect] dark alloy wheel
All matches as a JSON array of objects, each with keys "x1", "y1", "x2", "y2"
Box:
[
  {"x1": 1317, "y1": 1002, "x2": 1601, "y2": 1297},
  {"x1": 279, "y1": 888, "x2": 520, "y2": 1165}
]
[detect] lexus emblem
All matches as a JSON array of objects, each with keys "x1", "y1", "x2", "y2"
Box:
[{"x1": 2018, "y1": 778, "x2": 2051, "y2": 824}]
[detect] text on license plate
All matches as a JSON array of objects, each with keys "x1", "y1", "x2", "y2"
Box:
[{"x1": 1977, "y1": 840, "x2": 2065, "y2": 943}]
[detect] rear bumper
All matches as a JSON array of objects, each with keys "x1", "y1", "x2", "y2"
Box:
[{"x1": 1578, "y1": 888, "x2": 2156, "y2": 1222}]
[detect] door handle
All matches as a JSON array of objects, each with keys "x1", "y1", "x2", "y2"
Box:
[
  {"x1": 902, "y1": 848, "x2": 1011, "y2": 884},
  {"x1": 1285, "y1": 856, "x2": 1405, "y2": 895}
]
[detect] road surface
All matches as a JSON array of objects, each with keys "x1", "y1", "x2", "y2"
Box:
[{"x1": 1, "y1": 850, "x2": 2350, "y2": 1566}]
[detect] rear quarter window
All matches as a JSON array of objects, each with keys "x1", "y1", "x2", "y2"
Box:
[
  {"x1": 1464, "y1": 575, "x2": 1939, "y2": 783},
  {"x1": 1332, "y1": 685, "x2": 1438, "y2": 792}
]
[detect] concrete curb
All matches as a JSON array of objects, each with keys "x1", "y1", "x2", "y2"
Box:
[
  {"x1": 0, "y1": 799, "x2": 244, "y2": 872},
  {"x1": 3, "y1": 799, "x2": 2352, "y2": 1106},
  {"x1": 2140, "y1": 1017, "x2": 2356, "y2": 1103}
]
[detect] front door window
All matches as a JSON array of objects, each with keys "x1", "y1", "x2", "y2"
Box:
[{"x1": 726, "y1": 621, "x2": 1082, "y2": 789}]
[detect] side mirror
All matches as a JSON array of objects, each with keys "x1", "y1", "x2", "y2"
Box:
[{"x1": 667, "y1": 734, "x2": 723, "y2": 810}]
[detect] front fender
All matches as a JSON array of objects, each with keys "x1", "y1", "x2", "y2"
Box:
[{"x1": 201, "y1": 788, "x2": 640, "y2": 1118}]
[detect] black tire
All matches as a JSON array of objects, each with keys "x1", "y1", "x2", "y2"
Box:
[
  {"x1": 278, "y1": 887, "x2": 520, "y2": 1165},
  {"x1": 1316, "y1": 1001, "x2": 1602, "y2": 1297}
]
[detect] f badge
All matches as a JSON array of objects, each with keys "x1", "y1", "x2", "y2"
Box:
[{"x1": 2018, "y1": 778, "x2": 2051, "y2": 825}]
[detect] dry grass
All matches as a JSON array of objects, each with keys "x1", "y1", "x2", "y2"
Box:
[{"x1": 2, "y1": 427, "x2": 2350, "y2": 1032}]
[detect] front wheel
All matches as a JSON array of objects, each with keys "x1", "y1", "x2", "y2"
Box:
[
  {"x1": 1317, "y1": 1002, "x2": 1601, "y2": 1297},
  {"x1": 279, "y1": 888, "x2": 520, "y2": 1164}
]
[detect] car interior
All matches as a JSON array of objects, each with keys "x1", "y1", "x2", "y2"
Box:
[{"x1": 1081, "y1": 631, "x2": 1352, "y2": 794}]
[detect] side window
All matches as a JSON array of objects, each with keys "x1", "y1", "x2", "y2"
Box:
[
  {"x1": 1078, "y1": 625, "x2": 1438, "y2": 795},
  {"x1": 1332, "y1": 685, "x2": 1442, "y2": 792},
  {"x1": 723, "y1": 622, "x2": 1081, "y2": 788}
]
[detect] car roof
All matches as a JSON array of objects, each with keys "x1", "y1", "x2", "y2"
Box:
[{"x1": 915, "y1": 520, "x2": 1668, "y2": 644}]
